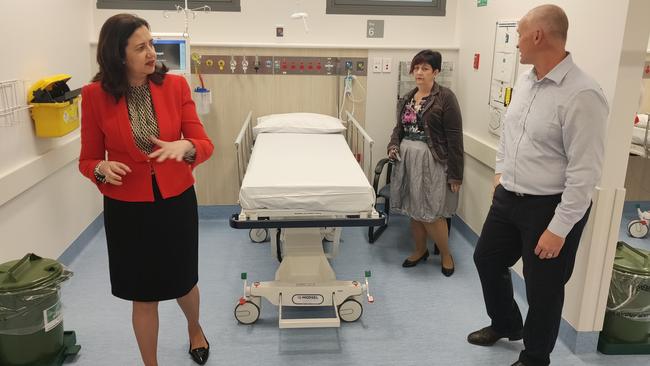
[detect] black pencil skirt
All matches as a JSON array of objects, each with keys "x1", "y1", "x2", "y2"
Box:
[{"x1": 103, "y1": 178, "x2": 198, "y2": 302}]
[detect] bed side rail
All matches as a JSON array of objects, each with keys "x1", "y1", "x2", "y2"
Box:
[
  {"x1": 345, "y1": 111, "x2": 374, "y2": 179},
  {"x1": 234, "y1": 111, "x2": 254, "y2": 187}
]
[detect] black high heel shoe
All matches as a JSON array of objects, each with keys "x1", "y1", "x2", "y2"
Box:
[
  {"x1": 402, "y1": 250, "x2": 430, "y2": 268},
  {"x1": 441, "y1": 255, "x2": 455, "y2": 277},
  {"x1": 189, "y1": 331, "x2": 210, "y2": 365},
  {"x1": 433, "y1": 244, "x2": 440, "y2": 255}
]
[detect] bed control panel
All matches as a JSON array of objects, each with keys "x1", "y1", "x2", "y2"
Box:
[{"x1": 195, "y1": 56, "x2": 367, "y2": 76}]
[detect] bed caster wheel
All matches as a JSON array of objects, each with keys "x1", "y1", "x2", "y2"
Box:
[
  {"x1": 234, "y1": 299, "x2": 260, "y2": 325},
  {"x1": 338, "y1": 298, "x2": 363, "y2": 322},
  {"x1": 249, "y1": 228, "x2": 269, "y2": 243},
  {"x1": 627, "y1": 220, "x2": 648, "y2": 238},
  {"x1": 321, "y1": 227, "x2": 336, "y2": 242}
]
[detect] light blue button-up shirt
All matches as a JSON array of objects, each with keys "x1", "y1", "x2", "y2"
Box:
[{"x1": 495, "y1": 53, "x2": 609, "y2": 238}]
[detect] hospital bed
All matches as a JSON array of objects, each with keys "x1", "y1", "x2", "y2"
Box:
[
  {"x1": 631, "y1": 114, "x2": 650, "y2": 157},
  {"x1": 230, "y1": 111, "x2": 385, "y2": 328}
]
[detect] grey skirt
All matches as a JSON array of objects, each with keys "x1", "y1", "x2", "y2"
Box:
[{"x1": 390, "y1": 139, "x2": 458, "y2": 222}]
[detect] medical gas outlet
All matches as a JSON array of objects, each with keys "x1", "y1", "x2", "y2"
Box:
[
  {"x1": 229, "y1": 56, "x2": 237, "y2": 73},
  {"x1": 241, "y1": 57, "x2": 249, "y2": 73}
]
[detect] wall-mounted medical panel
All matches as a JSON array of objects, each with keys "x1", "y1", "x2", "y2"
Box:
[
  {"x1": 274, "y1": 57, "x2": 337, "y2": 75},
  {"x1": 338, "y1": 57, "x2": 367, "y2": 77},
  {"x1": 194, "y1": 55, "x2": 367, "y2": 76},
  {"x1": 195, "y1": 55, "x2": 275, "y2": 75}
]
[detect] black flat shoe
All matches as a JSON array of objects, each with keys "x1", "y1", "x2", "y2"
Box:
[
  {"x1": 189, "y1": 332, "x2": 210, "y2": 365},
  {"x1": 441, "y1": 255, "x2": 455, "y2": 277},
  {"x1": 467, "y1": 326, "x2": 522, "y2": 346},
  {"x1": 402, "y1": 250, "x2": 429, "y2": 267}
]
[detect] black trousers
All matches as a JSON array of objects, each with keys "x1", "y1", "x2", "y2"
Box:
[{"x1": 473, "y1": 185, "x2": 590, "y2": 366}]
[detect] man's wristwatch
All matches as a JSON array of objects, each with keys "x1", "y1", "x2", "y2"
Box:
[{"x1": 94, "y1": 161, "x2": 107, "y2": 184}]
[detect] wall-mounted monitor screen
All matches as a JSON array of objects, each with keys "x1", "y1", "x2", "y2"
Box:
[{"x1": 152, "y1": 33, "x2": 190, "y2": 76}]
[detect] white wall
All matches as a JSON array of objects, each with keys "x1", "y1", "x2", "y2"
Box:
[
  {"x1": 93, "y1": 0, "x2": 459, "y2": 48},
  {"x1": 0, "y1": 1, "x2": 101, "y2": 263},
  {"x1": 455, "y1": 0, "x2": 650, "y2": 336}
]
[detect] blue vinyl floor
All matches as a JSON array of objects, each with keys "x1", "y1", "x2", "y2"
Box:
[{"x1": 58, "y1": 208, "x2": 649, "y2": 365}]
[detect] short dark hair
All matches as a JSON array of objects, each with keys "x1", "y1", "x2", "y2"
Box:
[
  {"x1": 409, "y1": 50, "x2": 442, "y2": 73},
  {"x1": 93, "y1": 14, "x2": 168, "y2": 102}
]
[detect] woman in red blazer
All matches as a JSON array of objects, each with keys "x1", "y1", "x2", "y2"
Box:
[{"x1": 79, "y1": 14, "x2": 213, "y2": 366}]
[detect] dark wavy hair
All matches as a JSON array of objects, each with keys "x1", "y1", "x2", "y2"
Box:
[
  {"x1": 409, "y1": 50, "x2": 442, "y2": 73},
  {"x1": 93, "y1": 14, "x2": 168, "y2": 102}
]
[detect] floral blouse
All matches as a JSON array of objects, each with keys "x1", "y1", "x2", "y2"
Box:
[{"x1": 400, "y1": 95, "x2": 431, "y2": 141}]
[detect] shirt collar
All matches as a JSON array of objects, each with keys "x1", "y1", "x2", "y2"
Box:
[{"x1": 528, "y1": 52, "x2": 574, "y2": 85}]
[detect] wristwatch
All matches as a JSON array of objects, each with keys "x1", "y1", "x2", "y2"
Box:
[{"x1": 94, "y1": 161, "x2": 107, "y2": 184}]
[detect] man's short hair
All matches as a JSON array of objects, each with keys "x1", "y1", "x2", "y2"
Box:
[{"x1": 529, "y1": 4, "x2": 569, "y2": 42}]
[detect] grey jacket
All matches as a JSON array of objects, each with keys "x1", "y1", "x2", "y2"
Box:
[{"x1": 388, "y1": 83, "x2": 464, "y2": 184}]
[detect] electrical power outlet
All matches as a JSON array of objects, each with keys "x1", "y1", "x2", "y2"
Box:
[
  {"x1": 382, "y1": 57, "x2": 392, "y2": 73},
  {"x1": 372, "y1": 57, "x2": 382, "y2": 73}
]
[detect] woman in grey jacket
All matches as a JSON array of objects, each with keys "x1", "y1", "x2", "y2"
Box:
[{"x1": 387, "y1": 50, "x2": 464, "y2": 276}]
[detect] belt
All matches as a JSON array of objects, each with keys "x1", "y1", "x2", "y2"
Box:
[{"x1": 503, "y1": 187, "x2": 561, "y2": 198}]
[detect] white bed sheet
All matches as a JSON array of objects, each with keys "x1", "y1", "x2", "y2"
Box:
[
  {"x1": 239, "y1": 133, "x2": 375, "y2": 213},
  {"x1": 631, "y1": 125, "x2": 650, "y2": 157}
]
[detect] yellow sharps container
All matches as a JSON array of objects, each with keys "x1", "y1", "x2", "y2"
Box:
[{"x1": 27, "y1": 74, "x2": 80, "y2": 138}]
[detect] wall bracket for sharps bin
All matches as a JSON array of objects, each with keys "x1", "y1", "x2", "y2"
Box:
[
  {"x1": 27, "y1": 74, "x2": 81, "y2": 138},
  {"x1": 0, "y1": 253, "x2": 81, "y2": 365},
  {"x1": 598, "y1": 242, "x2": 650, "y2": 355}
]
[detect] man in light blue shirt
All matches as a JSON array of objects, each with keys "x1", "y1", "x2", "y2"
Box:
[{"x1": 467, "y1": 5, "x2": 608, "y2": 366}]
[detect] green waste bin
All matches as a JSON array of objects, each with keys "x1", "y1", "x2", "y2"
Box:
[
  {"x1": 0, "y1": 253, "x2": 80, "y2": 365},
  {"x1": 598, "y1": 242, "x2": 650, "y2": 354}
]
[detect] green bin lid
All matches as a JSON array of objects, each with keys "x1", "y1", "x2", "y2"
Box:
[
  {"x1": 0, "y1": 253, "x2": 64, "y2": 293},
  {"x1": 613, "y1": 242, "x2": 650, "y2": 276}
]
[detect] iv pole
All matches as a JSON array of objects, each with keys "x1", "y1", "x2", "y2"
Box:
[{"x1": 163, "y1": 0, "x2": 211, "y2": 37}]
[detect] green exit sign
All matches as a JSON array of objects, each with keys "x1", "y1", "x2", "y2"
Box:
[{"x1": 478, "y1": 0, "x2": 487, "y2": 6}]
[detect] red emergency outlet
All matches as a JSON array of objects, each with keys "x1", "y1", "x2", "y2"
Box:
[{"x1": 473, "y1": 53, "x2": 480, "y2": 70}]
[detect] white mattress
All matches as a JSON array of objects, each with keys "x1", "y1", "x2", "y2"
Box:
[
  {"x1": 239, "y1": 133, "x2": 375, "y2": 213},
  {"x1": 632, "y1": 126, "x2": 650, "y2": 146},
  {"x1": 630, "y1": 143, "x2": 647, "y2": 157}
]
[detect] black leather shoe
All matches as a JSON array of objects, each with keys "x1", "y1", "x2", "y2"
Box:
[
  {"x1": 189, "y1": 333, "x2": 210, "y2": 365},
  {"x1": 433, "y1": 244, "x2": 440, "y2": 255},
  {"x1": 441, "y1": 255, "x2": 455, "y2": 277},
  {"x1": 402, "y1": 250, "x2": 429, "y2": 267},
  {"x1": 467, "y1": 326, "x2": 522, "y2": 346},
  {"x1": 510, "y1": 361, "x2": 526, "y2": 366}
]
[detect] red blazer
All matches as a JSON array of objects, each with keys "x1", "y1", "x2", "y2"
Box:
[{"x1": 79, "y1": 74, "x2": 214, "y2": 202}]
